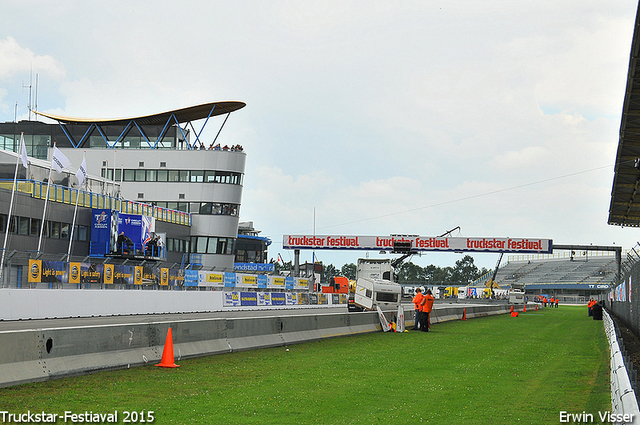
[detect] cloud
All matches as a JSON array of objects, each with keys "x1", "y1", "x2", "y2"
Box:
[{"x1": 0, "y1": 37, "x2": 65, "y2": 80}]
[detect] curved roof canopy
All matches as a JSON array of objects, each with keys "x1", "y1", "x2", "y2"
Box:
[
  {"x1": 34, "y1": 101, "x2": 246, "y2": 126},
  {"x1": 609, "y1": 4, "x2": 640, "y2": 227}
]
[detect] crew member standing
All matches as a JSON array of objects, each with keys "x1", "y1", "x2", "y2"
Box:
[
  {"x1": 421, "y1": 289, "x2": 435, "y2": 332},
  {"x1": 412, "y1": 288, "x2": 424, "y2": 330}
]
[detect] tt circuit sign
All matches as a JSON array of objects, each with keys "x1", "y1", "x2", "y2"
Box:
[{"x1": 283, "y1": 235, "x2": 553, "y2": 254}]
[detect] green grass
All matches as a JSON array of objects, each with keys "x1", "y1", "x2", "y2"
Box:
[{"x1": 0, "y1": 306, "x2": 610, "y2": 424}]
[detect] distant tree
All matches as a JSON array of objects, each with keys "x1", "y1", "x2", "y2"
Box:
[
  {"x1": 341, "y1": 263, "x2": 357, "y2": 280},
  {"x1": 396, "y1": 262, "x2": 426, "y2": 285},
  {"x1": 274, "y1": 260, "x2": 292, "y2": 275},
  {"x1": 450, "y1": 255, "x2": 481, "y2": 285},
  {"x1": 322, "y1": 263, "x2": 340, "y2": 283}
]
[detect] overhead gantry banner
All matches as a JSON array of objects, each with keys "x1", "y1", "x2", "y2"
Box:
[{"x1": 283, "y1": 235, "x2": 553, "y2": 254}]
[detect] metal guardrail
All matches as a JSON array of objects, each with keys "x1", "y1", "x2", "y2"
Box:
[
  {"x1": 603, "y1": 309, "x2": 640, "y2": 421},
  {"x1": 0, "y1": 180, "x2": 191, "y2": 226}
]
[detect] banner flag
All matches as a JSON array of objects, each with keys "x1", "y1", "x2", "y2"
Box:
[
  {"x1": 20, "y1": 134, "x2": 28, "y2": 169},
  {"x1": 75, "y1": 157, "x2": 87, "y2": 187},
  {"x1": 52, "y1": 146, "x2": 72, "y2": 173}
]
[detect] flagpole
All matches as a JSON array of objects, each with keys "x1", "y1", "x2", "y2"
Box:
[
  {"x1": 0, "y1": 136, "x2": 23, "y2": 284},
  {"x1": 67, "y1": 153, "x2": 86, "y2": 261},
  {"x1": 37, "y1": 148, "x2": 55, "y2": 255}
]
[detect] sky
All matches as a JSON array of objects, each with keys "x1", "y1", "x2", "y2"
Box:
[{"x1": 1, "y1": 0, "x2": 639, "y2": 272}]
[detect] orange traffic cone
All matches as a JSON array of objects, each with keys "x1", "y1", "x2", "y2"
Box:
[
  {"x1": 523, "y1": 305, "x2": 526, "y2": 313},
  {"x1": 511, "y1": 311, "x2": 519, "y2": 317},
  {"x1": 461, "y1": 308, "x2": 467, "y2": 321},
  {"x1": 535, "y1": 305, "x2": 538, "y2": 311},
  {"x1": 510, "y1": 305, "x2": 514, "y2": 313},
  {"x1": 155, "y1": 327, "x2": 180, "y2": 368}
]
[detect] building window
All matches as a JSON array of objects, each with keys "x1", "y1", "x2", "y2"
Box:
[
  {"x1": 138, "y1": 162, "x2": 144, "y2": 167},
  {"x1": 160, "y1": 162, "x2": 166, "y2": 167},
  {"x1": 137, "y1": 193, "x2": 144, "y2": 199}
]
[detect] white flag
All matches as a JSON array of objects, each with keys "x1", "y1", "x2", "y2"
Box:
[
  {"x1": 52, "y1": 146, "x2": 71, "y2": 173},
  {"x1": 20, "y1": 134, "x2": 28, "y2": 169},
  {"x1": 75, "y1": 157, "x2": 87, "y2": 187}
]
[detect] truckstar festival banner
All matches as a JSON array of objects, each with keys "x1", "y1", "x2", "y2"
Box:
[{"x1": 283, "y1": 235, "x2": 553, "y2": 254}]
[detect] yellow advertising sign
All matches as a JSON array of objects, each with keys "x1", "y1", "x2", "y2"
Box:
[
  {"x1": 134, "y1": 266, "x2": 143, "y2": 285},
  {"x1": 104, "y1": 264, "x2": 114, "y2": 284},
  {"x1": 207, "y1": 273, "x2": 223, "y2": 284},
  {"x1": 161, "y1": 268, "x2": 169, "y2": 286},
  {"x1": 28, "y1": 259, "x2": 41, "y2": 283},
  {"x1": 272, "y1": 277, "x2": 285, "y2": 286},
  {"x1": 68, "y1": 262, "x2": 81, "y2": 284},
  {"x1": 242, "y1": 275, "x2": 257, "y2": 285}
]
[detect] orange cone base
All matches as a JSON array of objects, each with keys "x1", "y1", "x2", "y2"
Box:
[
  {"x1": 156, "y1": 327, "x2": 180, "y2": 368},
  {"x1": 511, "y1": 311, "x2": 519, "y2": 317}
]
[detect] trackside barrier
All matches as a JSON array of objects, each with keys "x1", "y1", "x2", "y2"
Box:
[
  {"x1": 603, "y1": 310, "x2": 640, "y2": 422},
  {"x1": 0, "y1": 303, "x2": 512, "y2": 387}
]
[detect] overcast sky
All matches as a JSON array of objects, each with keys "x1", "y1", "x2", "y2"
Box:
[{"x1": 1, "y1": 1, "x2": 639, "y2": 271}]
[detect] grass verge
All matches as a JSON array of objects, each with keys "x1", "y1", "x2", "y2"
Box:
[{"x1": 0, "y1": 306, "x2": 610, "y2": 424}]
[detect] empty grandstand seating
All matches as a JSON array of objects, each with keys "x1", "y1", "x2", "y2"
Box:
[{"x1": 477, "y1": 255, "x2": 618, "y2": 287}]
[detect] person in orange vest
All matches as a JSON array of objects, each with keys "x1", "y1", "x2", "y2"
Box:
[
  {"x1": 412, "y1": 288, "x2": 424, "y2": 330},
  {"x1": 543, "y1": 297, "x2": 548, "y2": 308},
  {"x1": 555, "y1": 297, "x2": 559, "y2": 308},
  {"x1": 549, "y1": 297, "x2": 554, "y2": 307},
  {"x1": 421, "y1": 289, "x2": 435, "y2": 332},
  {"x1": 588, "y1": 299, "x2": 596, "y2": 316}
]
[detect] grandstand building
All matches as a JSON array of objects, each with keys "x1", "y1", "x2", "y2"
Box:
[
  {"x1": 0, "y1": 101, "x2": 269, "y2": 276},
  {"x1": 476, "y1": 251, "x2": 619, "y2": 302}
]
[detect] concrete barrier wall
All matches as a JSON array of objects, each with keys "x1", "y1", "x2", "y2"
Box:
[{"x1": 0, "y1": 302, "x2": 514, "y2": 388}]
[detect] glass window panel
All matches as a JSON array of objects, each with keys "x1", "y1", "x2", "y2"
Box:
[
  {"x1": 51, "y1": 222, "x2": 60, "y2": 239},
  {"x1": 196, "y1": 237, "x2": 207, "y2": 254},
  {"x1": 19, "y1": 217, "x2": 29, "y2": 235},
  {"x1": 60, "y1": 223, "x2": 70, "y2": 240},
  {"x1": 157, "y1": 170, "x2": 168, "y2": 181},
  {"x1": 167, "y1": 238, "x2": 174, "y2": 252},
  {"x1": 134, "y1": 169, "x2": 145, "y2": 181},
  {"x1": 123, "y1": 169, "x2": 135, "y2": 181},
  {"x1": 179, "y1": 170, "x2": 189, "y2": 182},
  {"x1": 168, "y1": 170, "x2": 179, "y2": 182},
  {"x1": 191, "y1": 171, "x2": 204, "y2": 182},
  {"x1": 205, "y1": 171, "x2": 215, "y2": 182},
  {"x1": 207, "y1": 237, "x2": 217, "y2": 254},
  {"x1": 8, "y1": 216, "x2": 17, "y2": 233},
  {"x1": 0, "y1": 214, "x2": 6, "y2": 233},
  {"x1": 115, "y1": 169, "x2": 122, "y2": 181},
  {"x1": 146, "y1": 170, "x2": 157, "y2": 182},
  {"x1": 199, "y1": 203, "x2": 212, "y2": 215},
  {"x1": 217, "y1": 238, "x2": 227, "y2": 255}
]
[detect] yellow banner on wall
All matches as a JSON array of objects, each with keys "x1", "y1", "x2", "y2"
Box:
[
  {"x1": 68, "y1": 262, "x2": 81, "y2": 284},
  {"x1": 134, "y1": 266, "x2": 143, "y2": 285},
  {"x1": 28, "y1": 259, "x2": 41, "y2": 283},
  {"x1": 104, "y1": 264, "x2": 114, "y2": 284},
  {"x1": 161, "y1": 268, "x2": 169, "y2": 286}
]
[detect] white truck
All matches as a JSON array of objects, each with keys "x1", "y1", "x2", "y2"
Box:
[{"x1": 356, "y1": 258, "x2": 394, "y2": 281}]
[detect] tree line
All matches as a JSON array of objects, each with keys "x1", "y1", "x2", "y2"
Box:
[{"x1": 274, "y1": 255, "x2": 490, "y2": 286}]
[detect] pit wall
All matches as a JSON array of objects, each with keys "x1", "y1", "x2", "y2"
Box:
[{"x1": 0, "y1": 303, "x2": 514, "y2": 388}]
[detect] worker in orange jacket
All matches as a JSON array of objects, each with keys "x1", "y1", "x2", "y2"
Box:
[
  {"x1": 412, "y1": 288, "x2": 424, "y2": 330},
  {"x1": 421, "y1": 289, "x2": 435, "y2": 332},
  {"x1": 588, "y1": 299, "x2": 596, "y2": 316}
]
